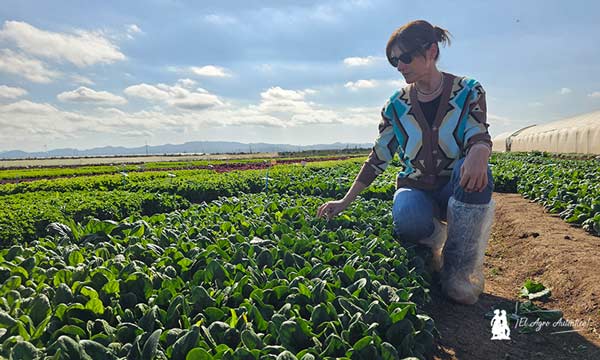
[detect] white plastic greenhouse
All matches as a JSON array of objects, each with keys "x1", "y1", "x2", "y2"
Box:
[{"x1": 492, "y1": 110, "x2": 600, "y2": 154}]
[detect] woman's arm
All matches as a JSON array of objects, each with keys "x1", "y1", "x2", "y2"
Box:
[
  {"x1": 460, "y1": 142, "x2": 491, "y2": 192},
  {"x1": 317, "y1": 107, "x2": 397, "y2": 220},
  {"x1": 460, "y1": 81, "x2": 493, "y2": 192},
  {"x1": 316, "y1": 177, "x2": 368, "y2": 220}
]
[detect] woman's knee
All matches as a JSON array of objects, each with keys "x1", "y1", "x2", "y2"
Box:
[{"x1": 392, "y1": 188, "x2": 434, "y2": 241}]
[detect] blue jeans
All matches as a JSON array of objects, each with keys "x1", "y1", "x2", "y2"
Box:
[{"x1": 392, "y1": 157, "x2": 494, "y2": 242}]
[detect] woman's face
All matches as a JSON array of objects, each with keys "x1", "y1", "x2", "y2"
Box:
[{"x1": 390, "y1": 43, "x2": 437, "y2": 84}]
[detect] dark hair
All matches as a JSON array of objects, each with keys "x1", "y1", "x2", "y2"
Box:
[{"x1": 386, "y1": 20, "x2": 452, "y2": 66}]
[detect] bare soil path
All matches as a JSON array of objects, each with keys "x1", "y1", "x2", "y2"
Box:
[{"x1": 426, "y1": 193, "x2": 600, "y2": 360}]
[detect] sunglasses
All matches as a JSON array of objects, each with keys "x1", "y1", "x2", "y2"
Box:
[{"x1": 390, "y1": 42, "x2": 433, "y2": 67}]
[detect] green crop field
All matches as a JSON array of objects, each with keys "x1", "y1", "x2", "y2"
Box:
[
  {"x1": 490, "y1": 152, "x2": 600, "y2": 236},
  {"x1": 0, "y1": 152, "x2": 598, "y2": 359}
]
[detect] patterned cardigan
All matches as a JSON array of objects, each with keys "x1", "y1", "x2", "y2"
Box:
[{"x1": 356, "y1": 71, "x2": 492, "y2": 190}]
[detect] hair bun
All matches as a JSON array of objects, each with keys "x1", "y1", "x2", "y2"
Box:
[
  {"x1": 433, "y1": 25, "x2": 451, "y2": 47},
  {"x1": 433, "y1": 26, "x2": 443, "y2": 42}
]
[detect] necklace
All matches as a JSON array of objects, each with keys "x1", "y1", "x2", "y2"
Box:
[{"x1": 416, "y1": 73, "x2": 444, "y2": 96}]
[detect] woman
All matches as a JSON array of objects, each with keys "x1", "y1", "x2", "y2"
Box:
[{"x1": 317, "y1": 20, "x2": 495, "y2": 305}]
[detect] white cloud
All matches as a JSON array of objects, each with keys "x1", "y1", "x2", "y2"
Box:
[
  {"x1": 250, "y1": 2, "x2": 359, "y2": 27},
  {"x1": 528, "y1": 102, "x2": 543, "y2": 107},
  {"x1": 57, "y1": 86, "x2": 127, "y2": 105},
  {"x1": 214, "y1": 108, "x2": 285, "y2": 127},
  {"x1": 345, "y1": 79, "x2": 377, "y2": 91},
  {"x1": 0, "y1": 100, "x2": 58, "y2": 115},
  {"x1": 167, "y1": 93, "x2": 223, "y2": 110},
  {"x1": 124, "y1": 84, "x2": 170, "y2": 101},
  {"x1": 0, "y1": 84, "x2": 384, "y2": 149},
  {"x1": 126, "y1": 24, "x2": 143, "y2": 39},
  {"x1": 0, "y1": 20, "x2": 126, "y2": 67},
  {"x1": 253, "y1": 87, "x2": 323, "y2": 117},
  {"x1": 559, "y1": 87, "x2": 572, "y2": 95},
  {"x1": 176, "y1": 78, "x2": 197, "y2": 89},
  {"x1": 0, "y1": 49, "x2": 60, "y2": 83},
  {"x1": 245, "y1": 86, "x2": 376, "y2": 127},
  {"x1": 343, "y1": 79, "x2": 405, "y2": 91},
  {"x1": 95, "y1": 107, "x2": 127, "y2": 117},
  {"x1": 343, "y1": 56, "x2": 380, "y2": 67},
  {"x1": 124, "y1": 80, "x2": 222, "y2": 110},
  {"x1": 261, "y1": 87, "x2": 309, "y2": 102},
  {"x1": 0, "y1": 85, "x2": 28, "y2": 99},
  {"x1": 71, "y1": 75, "x2": 95, "y2": 86},
  {"x1": 204, "y1": 14, "x2": 237, "y2": 25},
  {"x1": 127, "y1": 24, "x2": 142, "y2": 34},
  {"x1": 0, "y1": 99, "x2": 167, "y2": 141},
  {"x1": 588, "y1": 91, "x2": 600, "y2": 98},
  {"x1": 0, "y1": 100, "x2": 123, "y2": 140},
  {"x1": 189, "y1": 65, "x2": 231, "y2": 78}
]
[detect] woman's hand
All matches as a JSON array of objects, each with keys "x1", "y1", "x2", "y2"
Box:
[
  {"x1": 317, "y1": 199, "x2": 350, "y2": 220},
  {"x1": 460, "y1": 144, "x2": 490, "y2": 192}
]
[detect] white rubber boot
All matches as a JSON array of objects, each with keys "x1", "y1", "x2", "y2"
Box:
[
  {"x1": 417, "y1": 218, "x2": 447, "y2": 272},
  {"x1": 441, "y1": 197, "x2": 495, "y2": 305}
]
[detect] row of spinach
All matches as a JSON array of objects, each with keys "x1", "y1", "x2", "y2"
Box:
[
  {"x1": 0, "y1": 160, "x2": 396, "y2": 246},
  {"x1": 490, "y1": 152, "x2": 600, "y2": 236},
  {"x1": 3, "y1": 152, "x2": 598, "y2": 246},
  {"x1": 0, "y1": 193, "x2": 435, "y2": 359}
]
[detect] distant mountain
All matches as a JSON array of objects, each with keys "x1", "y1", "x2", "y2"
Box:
[{"x1": 0, "y1": 141, "x2": 373, "y2": 159}]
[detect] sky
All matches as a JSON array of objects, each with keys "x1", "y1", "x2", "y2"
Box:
[{"x1": 0, "y1": 0, "x2": 599, "y2": 152}]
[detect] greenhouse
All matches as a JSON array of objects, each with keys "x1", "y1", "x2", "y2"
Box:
[{"x1": 492, "y1": 110, "x2": 600, "y2": 154}]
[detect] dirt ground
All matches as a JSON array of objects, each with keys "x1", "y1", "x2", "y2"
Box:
[{"x1": 425, "y1": 193, "x2": 600, "y2": 360}]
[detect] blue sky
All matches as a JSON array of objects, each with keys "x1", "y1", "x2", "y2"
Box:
[{"x1": 0, "y1": 0, "x2": 598, "y2": 152}]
